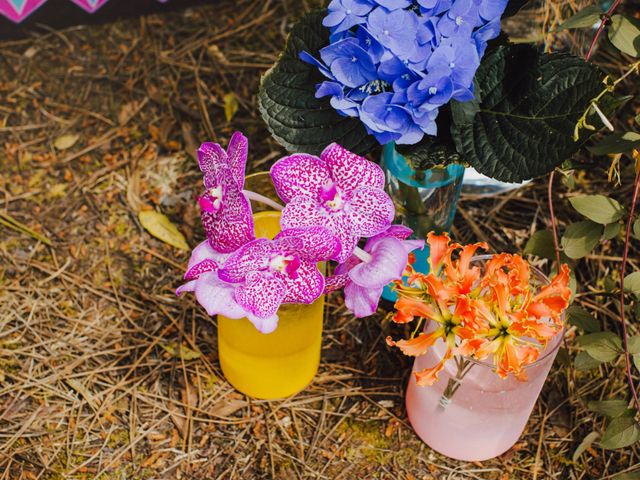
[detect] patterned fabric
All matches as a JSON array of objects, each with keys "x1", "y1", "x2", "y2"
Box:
[{"x1": 0, "y1": 0, "x2": 167, "y2": 22}]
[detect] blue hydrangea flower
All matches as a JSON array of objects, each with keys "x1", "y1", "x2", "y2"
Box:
[
  {"x1": 300, "y1": 0, "x2": 507, "y2": 145},
  {"x1": 324, "y1": 0, "x2": 375, "y2": 33}
]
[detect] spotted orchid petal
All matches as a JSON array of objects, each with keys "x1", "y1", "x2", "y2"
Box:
[
  {"x1": 327, "y1": 212, "x2": 360, "y2": 263},
  {"x1": 201, "y1": 185, "x2": 255, "y2": 253},
  {"x1": 270, "y1": 154, "x2": 331, "y2": 203},
  {"x1": 324, "y1": 273, "x2": 349, "y2": 293},
  {"x1": 348, "y1": 237, "x2": 407, "y2": 288},
  {"x1": 344, "y1": 282, "x2": 383, "y2": 317},
  {"x1": 176, "y1": 280, "x2": 197, "y2": 296},
  {"x1": 197, "y1": 142, "x2": 228, "y2": 189},
  {"x1": 280, "y1": 260, "x2": 325, "y2": 304},
  {"x1": 235, "y1": 271, "x2": 287, "y2": 322},
  {"x1": 193, "y1": 271, "x2": 247, "y2": 319},
  {"x1": 370, "y1": 224, "x2": 413, "y2": 242},
  {"x1": 183, "y1": 240, "x2": 229, "y2": 280},
  {"x1": 347, "y1": 186, "x2": 395, "y2": 236},
  {"x1": 218, "y1": 238, "x2": 274, "y2": 283},
  {"x1": 321, "y1": 143, "x2": 385, "y2": 191},
  {"x1": 280, "y1": 195, "x2": 327, "y2": 230},
  {"x1": 226, "y1": 131, "x2": 248, "y2": 190},
  {"x1": 275, "y1": 226, "x2": 341, "y2": 261}
]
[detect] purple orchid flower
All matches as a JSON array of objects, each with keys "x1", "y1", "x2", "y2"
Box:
[
  {"x1": 197, "y1": 132, "x2": 255, "y2": 253},
  {"x1": 217, "y1": 227, "x2": 340, "y2": 331},
  {"x1": 270, "y1": 143, "x2": 394, "y2": 263},
  {"x1": 176, "y1": 241, "x2": 281, "y2": 333},
  {"x1": 329, "y1": 225, "x2": 425, "y2": 317}
]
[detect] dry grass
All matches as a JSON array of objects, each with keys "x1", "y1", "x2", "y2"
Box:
[{"x1": 0, "y1": 0, "x2": 639, "y2": 478}]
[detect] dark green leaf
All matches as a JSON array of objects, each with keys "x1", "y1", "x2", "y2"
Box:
[
  {"x1": 575, "y1": 350, "x2": 603, "y2": 370},
  {"x1": 576, "y1": 332, "x2": 622, "y2": 362},
  {"x1": 600, "y1": 415, "x2": 640, "y2": 449},
  {"x1": 450, "y1": 44, "x2": 604, "y2": 182},
  {"x1": 257, "y1": 12, "x2": 376, "y2": 156},
  {"x1": 569, "y1": 195, "x2": 625, "y2": 224},
  {"x1": 608, "y1": 14, "x2": 640, "y2": 58},
  {"x1": 503, "y1": 0, "x2": 530, "y2": 18},
  {"x1": 629, "y1": 336, "x2": 640, "y2": 355},
  {"x1": 557, "y1": 5, "x2": 602, "y2": 31},
  {"x1": 567, "y1": 305, "x2": 600, "y2": 332},
  {"x1": 588, "y1": 399, "x2": 629, "y2": 418},
  {"x1": 588, "y1": 132, "x2": 640, "y2": 155},
  {"x1": 524, "y1": 229, "x2": 556, "y2": 260},
  {"x1": 603, "y1": 222, "x2": 621, "y2": 240},
  {"x1": 624, "y1": 272, "x2": 640, "y2": 295},
  {"x1": 573, "y1": 431, "x2": 599, "y2": 462},
  {"x1": 561, "y1": 221, "x2": 603, "y2": 259}
]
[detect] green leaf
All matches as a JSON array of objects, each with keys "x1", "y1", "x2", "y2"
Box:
[
  {"x1": 557, "y1": 5, "x2": 602, "y2": 31},
  {"x1": 567, "y1": 306, "x2": 600, "y2": 333},
  {"x1": 523, "y1": 230, "x2": 556, "y2": 259},
  {"x1": 600, "y1": 415, "x2": 640, "y2": 449},
  {"x1": 634, "y1": 353, "x2": 640, "y2": 372},
  {"x1": 588, "y1": 131, "x2": 640, "y2": 155},
  {"x1": 629, "y1": 335, "x2": 640, "y2": 355},
  {"x1": 624, "y1": 272, "x2": 640, "y2": 295},
  {"x1": 573, "y1": 431, "x2": 599, "y2": 462},
  {"x1": 257, "y1": 11, "x2": 375, "y2": 156},
  {"x1": 574, "y1": 351, "x2": 603, "y2": 371},
  {"x1": 449, "y1": 44, "x2": 604, "y2": 182},
  {"x1": 561, "y1": 221, "x2": 603, "y2": 259},
  {"x1": 576, "y1": 332, "x2": 622, "y2": 362},
  {"x1": 634, "y1": 218, "x2": 640, "y2": 238},
  {"x1": 608, "y1": 14, "x2": 640, "y2": 58},
  {"x1": 613, "y1": 472, "x2": 640, "y2": 480},
  {"x1": 588, "y1": 399, "x2": 629, "y2": 418},
  {"x1": 603, "y1": 222, "x2": 621, "y2": 240},
  {"x1": 569, "y1": 195, "x2": 626, "y2": 224},
  {"x1": 54, "y1": 133, "x2": 80, "y2": 150}
]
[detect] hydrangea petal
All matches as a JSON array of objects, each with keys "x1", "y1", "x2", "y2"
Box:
[
  {"x1": 281, "y1": 261, "x2": 325, "y2": 304},
  {"x1": 193, "y1": 272, "x2": 246, "y2": 319},
  {"x1": 235, "y1": 272, "x2": 286, "y2": 320},
  {"x1": 226, "y1": 131, "x2": 248, "y2": 189},
  {"x1": 321, "y1": 143, "x2": 385, "y2": 191},
  {"x1": 347, "y1": 186, "x2": 394, "y2": 236},
  {"x1": 218, "y1": 238, "x2": 273, "y2": 283},
  {"x1": 270, "y1": 154, "x2": 331, "y2": 203},
  {"x1": 280, "y1": 196, "x2": 326, "y2": 230},
  {"x1": 275, "y1": 226, "x2": 340, "y2": 261}
]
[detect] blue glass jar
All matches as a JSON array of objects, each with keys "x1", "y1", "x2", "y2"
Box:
[{"x1": 381, "y1": 143, "x2": 465, "y2": 302}]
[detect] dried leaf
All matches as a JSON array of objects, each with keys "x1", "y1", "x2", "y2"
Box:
[
  {"x1": 138, "y1": 210, "x2": 189, "y2": 250},
  {"x1": 223, "y1": 92, "x2": 239, "y2": 123},
  {"x1": 54, "y1": 134, "x2": 79, "y2": 150},
  {"x1": 160, "y1": 342, "x2": 201, "y2": 360}
]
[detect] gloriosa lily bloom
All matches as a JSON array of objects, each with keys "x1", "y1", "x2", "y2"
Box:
[
  {"x1": 271, "y1": 143, "x2": 395, "y2": 263},
  {"x1": 388, "y1": 233, "x2": 571, "y2": 385}
]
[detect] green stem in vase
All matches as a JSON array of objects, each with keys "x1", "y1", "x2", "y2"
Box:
[{"x1": 438, "y1": 357, "x2": 474, "y2": 409}]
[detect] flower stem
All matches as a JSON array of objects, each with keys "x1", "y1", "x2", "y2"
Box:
[
  {"x1": 353, "y1": 247, "x2": 372, "y2": 263},
  {"x1": 438, "y1": 357, "x2": 474, "y2": 409},
  {"x1": 242, "y1": 190, "x2": 284, "y2": 211}
]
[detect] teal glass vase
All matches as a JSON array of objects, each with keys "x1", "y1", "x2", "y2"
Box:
[{"x1": 381, "y1": 143, "x2": 465, "y2": 302}]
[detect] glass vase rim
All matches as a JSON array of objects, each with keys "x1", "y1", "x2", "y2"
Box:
[{"x1": 461, "y1": 253, "x2": 566, "y2": 371}]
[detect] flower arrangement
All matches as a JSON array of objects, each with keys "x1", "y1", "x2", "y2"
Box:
[
  {"x1": 387, "y1": 232, "x2": 571, "y2": 388},
  {"x1": 301, "y1": 0, "x2": 507, "y2": 145},
  {"x1": 258, "y1": 1, "x2": 607, "y2": 182},
  {"x1": 177, "y1": 131, "x2": 424, "y2": 333}
]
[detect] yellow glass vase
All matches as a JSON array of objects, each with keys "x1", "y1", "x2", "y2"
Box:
[{"x1": 217, "y1": 210, "x2": 325, "y2": 399}]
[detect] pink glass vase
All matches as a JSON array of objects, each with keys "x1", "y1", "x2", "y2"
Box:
[{"x1": 405, "y1": 256, "x2": 565, "y2": 461}]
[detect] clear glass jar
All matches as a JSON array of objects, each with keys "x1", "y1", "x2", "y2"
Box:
[
  {"x1": 217, "y1": 174, "x2": 324, "y2": 399},
  {"x1": 404, "y1": 256, "x2": 564, "y2": 461},
  {"x1": 381, "y1": 142, "x2": 465, "y2": 302}
]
